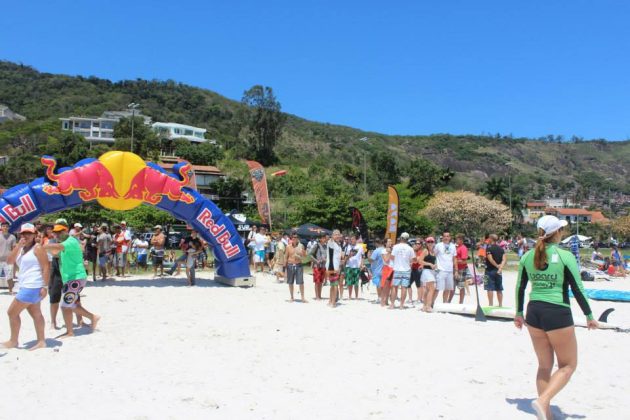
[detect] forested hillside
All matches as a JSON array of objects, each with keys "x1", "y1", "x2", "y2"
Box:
[{"x1": 0, "y1": 60, "x2": 628, "y2": 231}]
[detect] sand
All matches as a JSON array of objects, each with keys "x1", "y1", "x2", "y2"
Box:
[{"x1": 0, "y1": 268, "x2": 629, "y2": 420}]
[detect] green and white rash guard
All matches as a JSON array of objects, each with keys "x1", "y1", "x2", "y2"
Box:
[{"x1": 516, "y1": 244, "x2": 593, "y2": 321}]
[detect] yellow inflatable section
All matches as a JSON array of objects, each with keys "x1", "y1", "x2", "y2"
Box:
[{"x1": 97, "y1": 151, "x2": 147, "y2": 210}]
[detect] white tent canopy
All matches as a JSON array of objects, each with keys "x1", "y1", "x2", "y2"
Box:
[{"x1": 561, "y1": 234, "x2": 592, "y2": 244}]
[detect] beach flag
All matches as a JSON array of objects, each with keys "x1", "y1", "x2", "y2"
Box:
[
  {"x1": 386, "y1": 186, "x2": 399, "y2": 243},
  {"x1": 246, "y1": 160, "x2": 272, "y2": 229},
  {"x1": 350, "y1": 207, "x2": 369, "y2": 245}
]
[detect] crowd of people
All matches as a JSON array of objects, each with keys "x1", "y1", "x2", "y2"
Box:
[{"x1": 0, "y1": 218, "x2": 217, "y2": 349}]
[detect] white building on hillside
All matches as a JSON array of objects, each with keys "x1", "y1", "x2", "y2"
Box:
[
  {"x1": 60, "y1": 110, "x2": 151, "y2": 144},
  {"x1": 152, "y1": 122, "x2": 212, "y2": 144}
]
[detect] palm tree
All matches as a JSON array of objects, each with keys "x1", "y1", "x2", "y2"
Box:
[{"x1": 483, "y1": 177, "x2": 508, "y2": 203}]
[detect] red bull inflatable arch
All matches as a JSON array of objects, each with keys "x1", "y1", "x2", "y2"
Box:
[{"x1": 0, "y1": 151, "x2": 250, "y2": 279}]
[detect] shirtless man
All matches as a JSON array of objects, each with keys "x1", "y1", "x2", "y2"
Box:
[
  {"x1": 285, "y1": 234, "x2": 307, "y2": 302},
  {"x1": 151, "y1": 225, "x2": 166, "y2": 277}
]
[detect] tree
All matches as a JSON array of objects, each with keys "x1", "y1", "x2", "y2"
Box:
[
  {"x1": 240, "y1": 85, "x2": 286, "y2": 166},
  {"x1": 173, "y1": 139, "x2": 224, "y2": 165},
  {"x1": 211, "y1": 177, "x2": 246, "y2": 213},
  {"x1": 613, "y1": 216, "x2": 630, "y2": 240},
  {"x1": 370, "y1": 152, "x2": 402, "y2": 187},
  {"x1": 483, "y1": 177, "x2": 508, "y2": 202},
  {"x1": 113, "y1": 117, "x2": 160, "y2": 160},
  {"x1": 422, "y1": 191, "x2": 512, "y2": 236},
  {"x1": 407, "y1": 158, "x2": 454, "y2": 197},
  {"x1": 40, "y1": 131, "x2": 90, "y2": 168}
]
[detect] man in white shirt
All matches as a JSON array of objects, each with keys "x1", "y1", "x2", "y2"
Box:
[
  {"x1": 434, "y1": 231, "x2": 458, "y2": 304},
  {"x1": 343, "y1": 235, "x2": 364, "y2": 299},
  {"x1": 253, "y1": 227, "x2": 269, "y2": 273},
  {"x1": 389, "y1": 232, "x2": 416, "y2": 309}
]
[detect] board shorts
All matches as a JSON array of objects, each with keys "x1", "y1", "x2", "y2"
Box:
[
  {"x1": 254, "y1": 250, "x2": 265, "y2": 263},
  {"x1": 0, "y1": 261, "x2": 13, "y2": 282},
  {"x1": 138, "y1": 254, "x2": 147, "y2": 266},
  {"x1": 153, "y1": 250, "x2": 164, "y2": 268},
  {"x1": 16, "y1": 287, "x2": 43, "y2": 304},
  {"x1": 286, "y1": 264, "x2": 304, "y2": 285},
  {"x1": 98, "y1": 254, "x2": 108, "y2": 267},
  {"x1": 457, "y1": 267, "x2": 471, "y2": 289},
  {"x1": 436, "y1": 270, "x2": 454, "y2": 291},
  {"x1": 61, "y1": 279, "x2": 87, "y2": 309},
  {"x1": 526, "y1": 300, "x2": 574, "y2": 332},
  {"x1": 421, "y1": 269, "x2": 436, "y2": 285},
  {"x1": 328, "y1": 271, "x2": 340, "y2": 287},
  {"x1": 116, "y1": 252, "x2": 127, "y2": 268},
  {"x1": 312, "y1": 267, "x2": 326, "y2": 283},
  {"x1": 371, "y1": 269, "x2": 382, "y2": 287},
  {"x1": 345, "y1": 267, "x2": 360, "y2": 286},
  {"x1": 392, "y1": 270, "x2": 411, "y2": 288},
  {"x1": 49, "y1": 262, "x2": 63, "y2": 304},
  {"x1": 408, "y1": 268, "x2": 422, "y2": 288},
  {"x1": 484, "y1": 269, "x2": 503, "y2": 291}
]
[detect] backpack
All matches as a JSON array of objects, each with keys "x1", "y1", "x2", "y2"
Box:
[{"x1": 580, "y1": 271, "x2": 594, "y2": 282}]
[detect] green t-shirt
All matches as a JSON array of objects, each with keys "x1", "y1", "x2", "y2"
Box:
[
  {"x1": 60, "y1": 236, "x2": 87, "y2": 283},
  {"x1": 515, "y1": 244, "x2": 593, "y2": 320}
]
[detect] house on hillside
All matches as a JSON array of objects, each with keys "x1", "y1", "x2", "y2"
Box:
[
  {"x1": 544, "y1": 208, "x2": 609, "y2": 224},
  {"x1": 0, "y1": 104, "x2": 26, "y2": 123},
  {"x1": 523, "y1": 201, "x2": 546, "y2": 223},
  {"x1": 159, "y1": 157, "x2": 224, "y2": 199},
  {"x1": 153, "y1": 122, "x2": 214, "y2": 144},
  {"x1": 60, "y1": 109, "x2": 151, "y2": 144}
]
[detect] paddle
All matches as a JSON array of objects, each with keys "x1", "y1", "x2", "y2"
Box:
[{"x1": 469, "y1": 245, "x2": 487, "y2": 322}]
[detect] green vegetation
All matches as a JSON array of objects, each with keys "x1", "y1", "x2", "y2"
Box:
[{"x1": 0, "y1": 61, "x2": 628, "y2": 235}]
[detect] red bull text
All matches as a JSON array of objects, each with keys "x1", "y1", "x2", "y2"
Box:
[{"x1": 196, "y1": 208, "x2": 240, "y2": 258}]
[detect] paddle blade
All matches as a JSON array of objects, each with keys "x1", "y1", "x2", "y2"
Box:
[{"x1": 475, "y1": 304, "x2": 487, "y2": 322}]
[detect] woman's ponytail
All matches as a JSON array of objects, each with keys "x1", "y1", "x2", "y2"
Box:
[{"x1": 534, "y1": 228, "x2": 549, "y2": 270}]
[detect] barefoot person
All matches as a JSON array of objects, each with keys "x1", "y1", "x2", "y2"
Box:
[
  {"x1": 44, "y1": 222, "x2": 100, "y2": 338},
  {"x1": 389, "y1": 232, "x2": 415, "y2": 309},
  {"x1": 151, "y1": 225, "x2": 166, "y2": 277},
  {"x1": 309, "y1": 233, "x2": 328, "y2": 300},
  {"x1": 0, "y1": 221, "x2": 17, "y2": 294},
  {"x1": 1, "y1": 223, "x2": 50, "y2": 350},
  {"x1": 485, "y1": 234, "x2": 506, "y2": 307},
  {"x1": 420, "y1": 237, "x2": 437, "y2": 312},
  {"x1": 285, "y1": 233, "x2": 307, "y2": 302},
  {"x1": 326, "y1": 230, "x2": 343, "y2": 307},
  {"x1": 514, "y1": 215, "x2": 598, "y2": 420}
]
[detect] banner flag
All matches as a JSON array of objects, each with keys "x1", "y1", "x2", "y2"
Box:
[
  {"x1": 246, "y1": 160, "x2": 272, "y2": 228},
  {"x1": 350, "y1": 207, "x2": 369, "y2": 245},
  {"x1": 386, "y1": 186, "x2": 399, "y2": 243}
]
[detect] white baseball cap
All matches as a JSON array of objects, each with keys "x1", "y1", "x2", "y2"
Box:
[
  {"x1": 400, "y1": 232, "x2": 410, "y2": 240},
  {"x1": 74, "y1": 223, "x2": 83, "y2": 228},
  {"x1": 537, "y1": 215, "x2": 568, "y2": 237}
]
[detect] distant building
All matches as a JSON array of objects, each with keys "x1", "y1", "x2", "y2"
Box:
[
  {"x1": 159, "y1": 157, "x2": 224, "y2": 199},
  {"x1": 523, "y1": 201, "x2": 546, "y2": 223},
  {"x1": 0, "y1": 104, "x2": 26, "y2": 123},
  {"x1": 152, "y1": 122, "x2": 212, "y2": 144},
  {"x1": 60, "y1": 110, "x2": 151, "y2": 144},
  {"x1": 545, "y1": 208, "x2": 609, "y2": 224},
  {"x1": 0, "y1": 156, "x2": 9, "y2": 166},
  {"x1": 545, "y1": 198, "x2": 575, "y2": 208}
]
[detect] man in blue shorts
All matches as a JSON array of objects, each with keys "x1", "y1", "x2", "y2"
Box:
[{"x1": 389, "y1": 233, "x2": 416, "y2": 309}]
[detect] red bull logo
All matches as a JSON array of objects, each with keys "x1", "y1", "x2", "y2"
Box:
[
  {"x1": 2, "y1": 194, "x2": 36, "y2": 222},
  {"x1": 197, "y1": 208, "x2": 240, "y2": 258},
  {"x1": 40, "y1": 152, "x2": 196, "y2": 211},
  {"x1": 42, "y1": 157, "x2": 119, "y2": 201},
  {"x1": 124, "y1": 163, "x2": 195, "y2": 205}
]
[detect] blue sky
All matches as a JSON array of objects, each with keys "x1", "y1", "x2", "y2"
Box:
[{"x1": 2, "y1": 0, "x2": 629, "y2": 140}]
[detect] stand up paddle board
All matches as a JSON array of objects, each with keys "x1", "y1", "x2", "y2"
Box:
[{"x1": 432, "y1": 303, "x2": 618, "y2": 330}]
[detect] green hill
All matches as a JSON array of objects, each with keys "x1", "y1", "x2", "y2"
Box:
[{"x1": 0, "y1": 60, "x2": 628, "y2": 223}]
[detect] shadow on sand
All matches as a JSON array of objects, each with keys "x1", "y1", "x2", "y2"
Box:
[
  {"x1": 506, "y1": 397, "x2": 586, "y2": 419},
  {"x1": 23, "y1": 338, "x2": 64, "y2": 349},
  {"x1": 87, "y1": 277, "x2": 227, "y2": 289}
]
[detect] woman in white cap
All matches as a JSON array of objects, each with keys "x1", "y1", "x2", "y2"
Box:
[
  {"x1": 514, "y1": 215, "x2": 598, "y2": 420},
  {"x1": 1, "y1": 223, "x2": 50, "y2": 350}
]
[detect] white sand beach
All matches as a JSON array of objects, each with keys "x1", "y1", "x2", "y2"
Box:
[{"x1": 1, "y1": 269, "x2": 629, "y2": 420}]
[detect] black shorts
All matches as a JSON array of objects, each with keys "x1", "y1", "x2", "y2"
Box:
[
  {"x1": 49, "y1": 262, "x2": 63, "y2": 304},
  {"x1": 408, "y1": 269, "x2": 422, "y2": 288},
  {"x1": 526, "y1": 301, "x2": 574, "y2": 332},
  {"x1": 153, "y1": 256, "x2": 164, "y2": 267}
]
